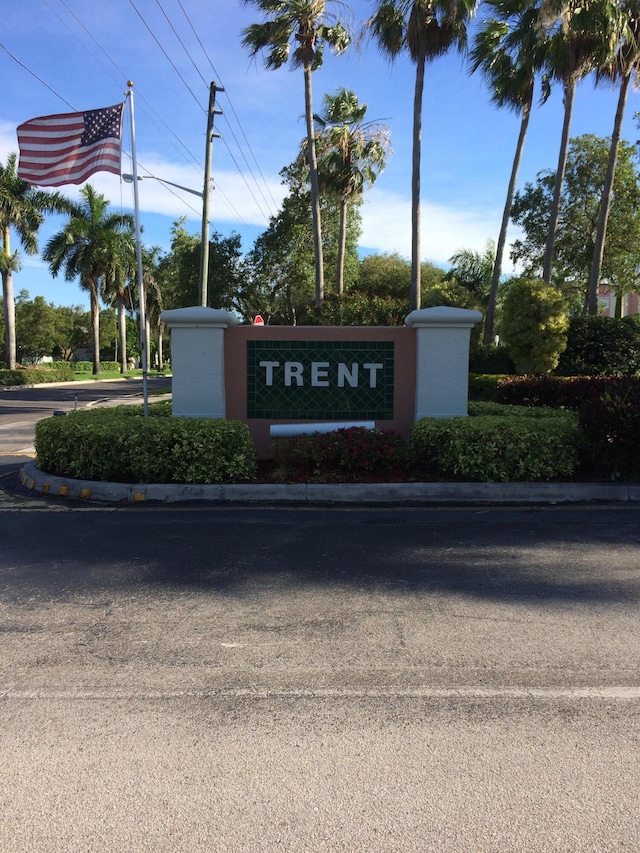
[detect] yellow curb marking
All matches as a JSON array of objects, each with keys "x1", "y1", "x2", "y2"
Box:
[
  {"x1": 80, "y1": 489, "x2": 91, "y2": 499},
  {"x1": 59, "y1": 486, "x2": 68, "y2": 496},
  {"x1": 133, "y1": 493, "x2": 146, "y2": 502}
]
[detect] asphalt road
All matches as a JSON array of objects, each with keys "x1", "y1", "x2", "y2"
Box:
[
  {"x1": 2, "y1": 503, "x2": 640, "y2": 851},
  {"x1": 0, "y1": 376, "x2": 171, "y2": 456}
]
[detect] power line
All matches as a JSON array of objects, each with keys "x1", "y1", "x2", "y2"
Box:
[
  {"x1": 175, "y1": 0, "x2": 280, "y2": 215},
  {"x1": 127, "y1": 0, "x2": 204, "y2": 113},
  {"x1": 0, "y1": 42, "x2": 75, "y2": 110},
  {"x1": 53, "y1": 0, "x2": 203, "y2": 173}
]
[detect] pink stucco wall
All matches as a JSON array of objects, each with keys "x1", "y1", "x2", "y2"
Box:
[{"x1": 225, "y1": 325, "x2": 416, "y2": 458}]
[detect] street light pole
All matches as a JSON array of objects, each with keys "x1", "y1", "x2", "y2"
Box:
[
  {"x1": 200, "y1": 82, "x2": 223, "y2": 308},
  {"x1": 122, "y1": 173, "x2": 202, "y2": 198}
]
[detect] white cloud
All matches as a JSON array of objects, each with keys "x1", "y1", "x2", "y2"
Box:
[{"x1": 359, "y1": 190, "x2": 518, "y2": 270}]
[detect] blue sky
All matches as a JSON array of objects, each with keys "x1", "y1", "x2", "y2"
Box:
[{"x1": 2, "y1": 0, "x2": 639, "y2": 310}]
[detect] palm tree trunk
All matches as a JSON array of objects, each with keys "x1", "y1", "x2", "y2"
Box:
[
  {"x1": 543, "y1": 78, "x2": 575, "y2": 284},
  {"x1": 2, "y1": 227, "x2": 16, "y2": 370},
  {"x1": 336, "y1": 198, "x2": 348, "y2": 295},
  {"x1": 89, "y1": 280, "x2": 101, "y2": 375},
  {"x1": 588, "y1": 69, "x2": 631, "y2": 316},
  {"x1": 304, "y1": 62, "x2": 324, "y2": 306},
  {"x1": 157, "y1": 322, "x2": 164, "y2": 371},
  {"x1": 2, "y1": 269, "x2": 16, "y2": 370},
  {"x1": 410, "y1": 52, "x2": 426, "y2": 312},
  {"x1": 117, "y1": 295, "x2": 127, "y2": 373},
  {"x1": 484, "y1": 93, "x2": 532, "y2": 345}
]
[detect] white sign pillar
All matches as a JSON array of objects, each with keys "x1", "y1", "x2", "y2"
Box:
[
  {"x1": 160, "y1": 306, "x2": 237, "y2": 417},
  {"x1": 405, "y1": 306, "x2": 483, "y2": 419}
]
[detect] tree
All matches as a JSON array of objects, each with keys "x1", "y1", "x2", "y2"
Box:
[
  {"x1": 241, "y1": 0, "x2": 351, "y2": 306},
  {"x1": 538, "y1": 0, "x2": 626, "y2": 283},
  {"x1": 102, "y1": 225, "x2": 136, "y2": 373},
  {"x1": 43, "y1": 185, "x2": 135, "y2": 375},
  {"x1": 0, "y1": 152, "x2": 71, "y2": 369},
  {"x1": 470, "y1": 0, "x2": 549, "y2": 343},
  {"x1": 369, "y1": 0, "x2": 478, "y2": 312},
  {"x1": 14, "y1": 290, "x2": 57, "y2": 363},
  {"x1": 314, "y1": 88, "x2": 391, "y2": 294},
  {"x1": 588, "y1": 1, "x2": 640, "y2": 314},
  {"x1": 446, "y1": 242, "x2": 496, "y2": 304},
  {"x1": 510, "y1": 134, "x2": 640, "y2": 310},
  {"x1": 157, "y1": 219, "x2": 243, "y2": 312},
  {"x1": 242, "y1": 157, "x2": 362, "y2": 324},
  {"x1": 51, "y1": 304, "x2": 91, "y2": 362},
  {"x1": 500, "y1": 276, "x2": 569, "y2": 373}
]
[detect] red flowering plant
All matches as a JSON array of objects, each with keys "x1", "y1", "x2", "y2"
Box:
[{"x1": 271, "y1": 427, "x2": 408, "y2": 482}]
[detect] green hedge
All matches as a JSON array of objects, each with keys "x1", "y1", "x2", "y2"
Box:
[
  {"x1": 410, "y1": 410, "x2": 579, "y2": 482},
  {"x1": 468, "y1": 374, "x2": 513, "y2": 402},
  {"x1": 495, "y1": 374, "x2": 640, "y2": 409},
  {"x1": 73, "y1": 361, "x2": 120, "y2": 373},
  {"x1": 0, "y1": 363, "x2": 76, "y2": 385},
  {"x1": 35, "y1": 404, "x2": 257, "y2": 484},
  {"x1": 556, "y1": 315, "x2": 640, "y2": 376}
]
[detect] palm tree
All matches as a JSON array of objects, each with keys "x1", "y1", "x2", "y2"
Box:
[
  {"x1": 0, "y1": 153, "x2": 71, "y2": 369},
  {"x1": 470, "y1": 0, "x2": 550, "y2": 344},
  {"x1": 103, "y1": 230, "x2": 136, "y2": 373},
  {"x1": 369, "y1": 0, "x2": 478, "y2": 312},
  {"x1": 588, "y1": 0, "x2": 640, "y2": 314},
  {"x1": 314, "y1": 88, "x2": 391, "y2": 294},
  {"x1": 539, "y1": 0, "x2": 625, "y2": 284},
  {"x1": 241, "y1": 0, "x2": 351, "y2": 307},
  {"x1": 43, "y1": 185, "x2": 135, "y2": 375}
]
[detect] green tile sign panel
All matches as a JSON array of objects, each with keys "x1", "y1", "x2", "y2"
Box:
[{"x1": 247, "y1": 340, "x2": 394, "y2": 419}]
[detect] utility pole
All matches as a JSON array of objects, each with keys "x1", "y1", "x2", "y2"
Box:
[{"x1": 200, "y1": 81, "x2": 223, "y2": 308}]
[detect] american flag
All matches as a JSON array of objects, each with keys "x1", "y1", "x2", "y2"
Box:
[{"x1": 17, "y1": 103, "x2": 124, "y2": 187}]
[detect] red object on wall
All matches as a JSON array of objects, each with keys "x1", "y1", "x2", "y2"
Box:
[{"x1": 253, "y1": 315, "x2": 264, "y2": 325}]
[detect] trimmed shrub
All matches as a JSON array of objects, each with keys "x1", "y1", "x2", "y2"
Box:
[
  {"x1": 271, "y1": 427, "x2": 407, "y2": 481},
  {"x1": 500, "y1": 277, "x2": 569, "y2": 374},
  {"x1": 557, "y1": 315, "x2": 640, "y2": 376},
  {"x1": 495, "y1": 374, "x2": 640, "y2": 409},
  {"x1": 468, "y1": 374, "x2": 513, "y2": 402},
  {"x1": 469, "y1": 344, "x2": 515, "y2": 375},
  {"x1": 35, "y1": 405, "x2": 257, "y2": 484},
  {"x1": 0, "y1": 363, "x2": 75, "y2": 385},
  {"x1": 410, "y1": 412, "x2": 579, "y2": 482},
  {"x1": 578, "y1": 390, "x2": 640, "y2": 481},
  {"x1": 73, "y1": 361, "x2": 120, "y2": 373}
]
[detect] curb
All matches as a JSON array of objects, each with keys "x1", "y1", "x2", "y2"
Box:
[{"x1": 19, "y1": 461, "x2": 640, "y2": 506}]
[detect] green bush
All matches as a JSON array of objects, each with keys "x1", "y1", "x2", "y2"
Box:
[
  {"x1": 495, "y1": 374, "x2": 640, "y2": 409},
  {"x1": 0, "y1": 363, "x2": 75, "y2": 385},
  {"x1": 468, "y1": 374, "x2": 513, "y2": 402},
  {"x1": 35, "y1": 405, "x2": 257, "y2": 484},
  {"x1": 469, "y1": 344, "x2": 515, "y2": 375},
  {"x1": 271, "y1": 427, "x2": 407, "y2": 481},
  {"x1": 410, "y1": 412, "x2": 579, "y2": 482},
  {"x1": 556, "y1": 315, "x2": 640, "y2": 376},
  {"x1": 578, "y1": 389, "x2": 640, "y2": 481},
  {"x1": 73, "y1": 361, "x2": 120, "y2": 373},
  {"x1": 500, "y1": 277, "x2": 569, "y2": 374}
]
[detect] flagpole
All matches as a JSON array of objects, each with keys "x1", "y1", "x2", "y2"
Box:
[{"x1": 126, "y1": 80, "x2": 149, "y2": 416}]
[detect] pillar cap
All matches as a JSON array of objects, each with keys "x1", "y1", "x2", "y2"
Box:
[
  {"x1": 160, "y1": 306, "x2": 238, "y2": 328},
  {"x1": 405, "y1": 306, "x2": 483, "y2": 328}
]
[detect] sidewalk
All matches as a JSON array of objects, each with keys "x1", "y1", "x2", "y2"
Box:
[{"x1": 18, "y1": 460, "x2": 640, "y2": 505}]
